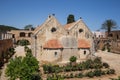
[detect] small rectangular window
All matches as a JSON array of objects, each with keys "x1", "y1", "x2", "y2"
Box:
[
  {"x1": 84, "y1": 51, "x2": 86, "y2": 55},
  {"x1": 54, "y1": 52, "x2": 57, "y2": 56}
]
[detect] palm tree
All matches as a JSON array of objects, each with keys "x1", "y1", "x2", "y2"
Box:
[{"x1": 101, "y1": 19, "x2": 117, "y2": 37}]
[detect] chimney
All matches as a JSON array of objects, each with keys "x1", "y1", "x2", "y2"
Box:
[
  {"x1": 52, "y1": 14, "x2": 55, "y2": 16},
  {"x1": 80, "y1": 17, "x2": 82, "y2": 19}
]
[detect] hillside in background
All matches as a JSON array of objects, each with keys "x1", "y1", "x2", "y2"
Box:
[{"x1": 0, "y1": 25, "x2": 19, "y2": 32}]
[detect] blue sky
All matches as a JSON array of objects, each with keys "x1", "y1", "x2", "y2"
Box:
[{"x1": 0, "y1": 0, "x2": 120, "y2": 31}]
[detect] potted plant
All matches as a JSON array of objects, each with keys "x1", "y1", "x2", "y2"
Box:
[{"x1": 69, "y1": 56, "x2": 77, "y2": 66}]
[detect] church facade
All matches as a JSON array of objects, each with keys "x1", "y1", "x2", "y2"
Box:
[{"x1": 31, "y1": 15, "x2": 94, "y2": 63}]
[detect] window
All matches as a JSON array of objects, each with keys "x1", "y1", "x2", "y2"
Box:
[
  {"x1": 28, "y1": 33, "x2": 32, "y2": 37},
  {"x1": 12, "y1": 34, "x2": 15, "y2": 38},
  {"x1": 109, "y1": 34, "x2": 113, "y2": 37},
  {"x1": 20, "y1": 32, "x2": 25, "y2": 37},
  {"x1": 99, "y1": 35, "x2": 100, "y2": 38},
  {"x1": 51, "y1": 27, "x2": 56, "y2": 32},
  {"x1": 84, "y1": 51, "x2": 86, "y2": 55},
  {"x1": 79, "y1": 29, "x2": 83, "y2": 33},
  {"x1": 54, "y1": 52, "x2": 57, "y2": 56},
  {"x1": 117, "y1": 35, "x2": 119, "y2": 39},
  {"x1": 67, "y1": 31, "x2": 69, "y2": 35}
]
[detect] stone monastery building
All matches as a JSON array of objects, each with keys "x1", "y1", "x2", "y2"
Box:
[{"x1": 32, "y1": 15, "x2": 94, "y2": 63}]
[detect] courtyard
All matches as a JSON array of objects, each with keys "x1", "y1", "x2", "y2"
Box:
[{"x1": 0, "y1": 46, "x2": 120, "y2": 80}]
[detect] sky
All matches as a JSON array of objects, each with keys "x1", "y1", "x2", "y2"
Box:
[{"x1": 0, "y1": 0, "x2": 120, "y2": 31}]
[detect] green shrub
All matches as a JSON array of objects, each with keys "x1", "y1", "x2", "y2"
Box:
[
  {"x1": 102, "y1": 46, "x2": 105, "y2": 51},
  {"x1": 71, "y1": 66, "x2": 78, "y2": 71},
  {"x1": 64, "y1": 66, "x2": 71, "y2": 72},
  {"x1": 24, "y1": 46, "x2": 29, "y2": 52},
  {"x1": 43, "y1": 64, "x2": 58, "y2": 74},
  {"x1": 70, "y1": 73, "x2": 74, "y2": 78},
  {"x1": 43, "y1": 65, "x2": 49, "y2": 74},
  {"x1": 65, "y1": 74, "x2": 70, "y2": 79},
  {"x1": 109, "y1": 69, "x2": 115, "y2": 74},
  {"x1": 8, "y1": 47, "x2": 15, "y2": 56},
  {"x1": 101, "y1": 71, "x2": 106, "y2": 75},
  {"x1": 103, "y1": 62, "x2": 109, "y2": 68},
  {"x1": 17, "y1": 39, "x2": 30, "y2": 46},
  {"x1": 31, "y1": 73, "x2": 42, "y2": 80},
  {"x1": 47, "y1": 75, "x2": 52, "y2": 80},
  {"x1": 78, "y1": 63, "x2": 84, "y2": 71},
  {"x1": 107, "y1": 47, "x2": 111, "y2": 52},
  {"x1": 48, "y1": 66, "x2": 55, "y2": 73},
  {"x1": 106, "y1": 69, "x2": 115, "y2": 74},
  {"x1": 94, "y1": 57, "x2": 102, "y2": 64},
  {"x1": 69, "y1": 56, "x2": 77, "y2": 62},
  {"x1": 94, "y1": 69, "x2": 102, "y2": 77},
  {"x1": 94, "y1": 63, "x2": 103, "y2": 69},
  {"x1": 5, "y1": 49, "x2": 41, "y2": 80},
  {"x1": 77, "y1": 73, "x2": 84, "y2": 78},
  {"x1": 47, "y1": 74, "x2": 64, "y2": 80},
  {"x1": 83, "y1": 59, "x2": 94, "y2": 69},
  {"x1": 86, "y1": 71, "x2": 94, "y2": 78}
]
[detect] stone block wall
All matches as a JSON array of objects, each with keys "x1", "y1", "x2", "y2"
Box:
[{"x1": 7, "y1": 30, "x2": 34, "y2": 44}]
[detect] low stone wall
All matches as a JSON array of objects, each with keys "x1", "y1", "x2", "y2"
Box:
[{"x1": 0, "y1": 39, "x2": 13, "y2": 61}]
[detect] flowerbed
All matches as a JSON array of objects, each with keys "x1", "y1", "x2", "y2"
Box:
[{"x1": 42, "y1": 57, "x2": 115, "y2": 80}]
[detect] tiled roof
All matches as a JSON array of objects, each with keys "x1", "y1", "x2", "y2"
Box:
[
  {"x1": 64, "y1": 22, "x2": 75, "y2": 30},
  {"x1": 43, "y1": 38, "x2": 90, "y2": 49},
  {"x1": 43, "y1": 39, "x2": 63, "y2": 49},
  {"x1": 78, "y1": 39, "x2": 90, "y2": 48}
]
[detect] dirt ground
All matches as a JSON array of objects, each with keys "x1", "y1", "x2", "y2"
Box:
[{"x1": 96, "y1": 50, "x2": 120, "y2": 75}]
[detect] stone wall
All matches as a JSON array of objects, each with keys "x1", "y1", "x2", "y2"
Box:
[
  {"x1": 78, "y1": 49, "x2": 90, "y2": 59},
  {"x1": 7, "y1": 30, "x2": 34, "y2": 44},
  {"x1": 0, "y1": 32, "x2": 12, "y2": 40},
  {"x1": 105, "y1": 30, "x2": 120, "y2": 40},
  {"x1": 39, "y1": 49, "x2": 62, "y2": 62}
]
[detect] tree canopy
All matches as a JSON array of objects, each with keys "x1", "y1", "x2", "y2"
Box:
[
  {"x1": 5, "y1": 48, "x2": 41, "y2": 80},
  {"x1": 67, "y1": 14, "x2": 75, "y2": 24},
  {"x1": 0, "y1": 25, "x2": 19, "y2": 32},
  {"x1": 24, "y1": 24, "x2": 34, "y2": 30},
  {"x1": 101, "y1": 19, "x2": 117, "y2": 35}
]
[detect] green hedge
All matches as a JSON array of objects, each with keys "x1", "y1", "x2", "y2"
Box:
[
  {"x1": 43, "y1": 57, "x2": 109, "y2": 74},
  {"x1": 17, "y1": 39, "x2": 30, "y2": 46}
]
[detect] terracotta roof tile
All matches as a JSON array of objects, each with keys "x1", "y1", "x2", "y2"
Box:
[
  {"x1": 78, "y1": 39, "x2": 90, "y2": 48},
  {"x1": 43, "y1": 39, "x2": 63, "y2": 49},
  {"x1": 64, "y1": 22, "x2": 75, "y2": 30}
]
